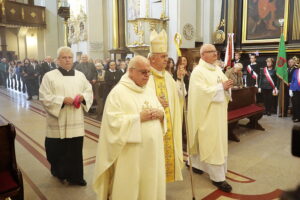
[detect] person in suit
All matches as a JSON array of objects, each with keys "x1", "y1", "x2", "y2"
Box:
[
  {"x1": 40, "y1": 56, "x2": 56, "y2": 83},
  {"x1": 22, "y1": 58, "x2": 36, "y2": 100},
  {"x1": 75, "y1": 54, "x2": 97, "y2": 84},
  {"x1": 259, "y1": 58, "x2": 277, "y2": 116}
]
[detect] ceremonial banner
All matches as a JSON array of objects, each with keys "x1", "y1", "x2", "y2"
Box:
[{"x1": 275, "y1": 34, "x2": 288, "y2": 84}]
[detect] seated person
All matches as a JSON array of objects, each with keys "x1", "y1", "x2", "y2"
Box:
[{"x1": 225, "y1": 63, "x2": 243, "y2": 88}]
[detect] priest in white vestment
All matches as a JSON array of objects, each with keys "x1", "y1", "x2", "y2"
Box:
[
  {"x1": 93, "y1": 56, "x2": 167, "y2": 200},
  {"x1": 147, "y1": 30, "x2": 185, "y2": 182},
  {"x1": 39, "y1": 46, "x2": 93, "y2": 186},
  {"x1": 187, "y1": 44, "x2": 233, "y2": 192}
]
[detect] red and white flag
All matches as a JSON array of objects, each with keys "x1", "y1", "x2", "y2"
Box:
[{"x1": 224, "y1": 33, "x2": 234, "y2": 69}]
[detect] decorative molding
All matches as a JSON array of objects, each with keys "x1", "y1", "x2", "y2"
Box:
[
  {"x1": 30, "y1": 12, "x2": 36, "y2": 18},
  {"x1": 10, "y1": 8, "x2": 16, "y2": 15},
  {"x1": 183, "y1": 23, "x2": 194, "y2": 40},
  {"x1": 21, "y1": 8, "x2": 24, "y2": 19},
  {"x1": 2, "y1": 2, "x2": 5, "y2": 16}
]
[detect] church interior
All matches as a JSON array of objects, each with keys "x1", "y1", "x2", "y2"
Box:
[{"x1": 0, "y1": 0, "x2": 300, "y2": 199}]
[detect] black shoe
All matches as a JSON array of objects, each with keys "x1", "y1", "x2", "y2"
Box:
[
  {"x1": 267, "y1": 112, "x2": 271, "y2": 116},
  {"x1": 185, "y1": 162, "x2": 204, "y2": 174},
  {"x1": 294, "y1": 119, "x2": 300, "y2": 122},
  {"x1": 212, "y1": 181, "x2": 232, "y2": 193},
  {"x1": 27, "y1": 97, "x2": 32, "y2": 100},
  {"x1": 67, "y1": 179, "x2": 87, "y2": 186},
  {"x1": 51, "y1": 171, "x2": 65, "y2": 181}
]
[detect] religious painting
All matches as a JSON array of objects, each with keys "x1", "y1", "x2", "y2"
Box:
[{"x1": 242, "y1": 0, "x2": 289, "y2": 43}]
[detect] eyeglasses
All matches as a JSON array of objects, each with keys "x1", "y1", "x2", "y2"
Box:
[
  {"x1": 132, "y1": 68, "x2": 151, "y2": 76},
  {"x1": 203, "y1": 50, "x2": 217, "y2": 54}
]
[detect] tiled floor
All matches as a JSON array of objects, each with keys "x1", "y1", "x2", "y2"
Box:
[{"x1": 1, "y1": 87, "x2": 300, "y2": 200}]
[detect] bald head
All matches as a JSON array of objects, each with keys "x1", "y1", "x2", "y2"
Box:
[
  {"x1": 128, "y1": 55, "x2": 151, "y2": 87},
  {"x1": 200, "y1": 44, "x2": 218, "y2": 64}
]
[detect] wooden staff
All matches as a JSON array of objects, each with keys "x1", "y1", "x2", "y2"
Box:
[{"x1": 174, "y1": 33, "x2": 196, "y2": 200}]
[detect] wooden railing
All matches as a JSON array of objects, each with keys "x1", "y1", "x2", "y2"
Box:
[{"x1": 0, "y1": 0, "x2": 46, "y2": 28}]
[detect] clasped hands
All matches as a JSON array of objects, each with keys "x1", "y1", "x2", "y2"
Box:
[
  {"x1": 63, "y1": 95, "x2": 84, "y2": 106},
  {"x1": 140, "y1": 108, "x2": 164, "y2": 122},
  {"x1": 177, "y1": 64, "x2": 187, "y2": 80},
  {"x1": 222, "y1": 79, "x2": 233, "y2": 90}
]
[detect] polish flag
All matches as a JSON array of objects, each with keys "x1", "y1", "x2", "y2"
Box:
[{"x1": 224, "y1": 33, "x2": 234, "y2": 69}]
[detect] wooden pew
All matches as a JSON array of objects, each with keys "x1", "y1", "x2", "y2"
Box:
[{"x1": 228, "y1": 87, "x2": 265, "y2": 142}]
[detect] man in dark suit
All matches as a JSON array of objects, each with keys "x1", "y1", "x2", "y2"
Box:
[
  {"x1": 39, "y1": 56, "x2": 56, "y2": 83},
  {"x1": 22, "y1": 59, "x2": 36, "y2": 100}
]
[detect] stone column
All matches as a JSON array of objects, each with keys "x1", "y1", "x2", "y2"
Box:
[
  {"x1": 202, "y1": 0, "x2": 214, "y2": 44},
  {"x1": 86, "y1": 0, "x2": 105, "y2": 59},
  {"x1": 44, "y1": 0, "x2": 64, "y2": 58}
]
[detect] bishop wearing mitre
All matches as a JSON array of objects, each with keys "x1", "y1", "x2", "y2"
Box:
[{"x1": 147, "y1": 29, "x2": 185, "y2": 182}]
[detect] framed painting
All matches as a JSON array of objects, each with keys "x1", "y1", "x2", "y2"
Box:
[{"x1": 242, "y1": 0, "x2": 289, "y2": 43}]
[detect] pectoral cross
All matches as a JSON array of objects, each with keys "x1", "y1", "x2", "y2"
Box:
[{"x1": 142, "y1": 101, "x2": 152, "y2": 110}]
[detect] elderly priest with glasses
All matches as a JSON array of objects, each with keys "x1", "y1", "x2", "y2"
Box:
[{"x1": 93, "y1": 55, "x2": 167, "y2": 200}]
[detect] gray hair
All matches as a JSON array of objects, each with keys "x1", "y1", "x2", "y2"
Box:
[
  {"x1": 200, "y1": 44, "x2": 216, "y2": 56},
  {"x1": 128, "y1": 55, "x2": 149, "y2": 69},
  {"x1": 234, "y1": 63, "x2": 243, "y2": 69},
  {"x1": 57, "y1": 46, "x2": 73, "y2": 58}
]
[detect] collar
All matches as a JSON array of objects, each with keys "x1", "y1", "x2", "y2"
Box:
[
  {"x1": 199, "y1": 59, "x2": 217, "y2": 71},
  {"x1": 151, "y1": 67, "x2": 164, "y2": 77},
  {"x1": 109, "y1": 69, "x2": 116, "y2": 72},
  {"x1": 58, "y1": 67, "x2": 75, "y2": 76},
  {"x1": 119, "y1": 73, "x2": 145, "y2": 93}
]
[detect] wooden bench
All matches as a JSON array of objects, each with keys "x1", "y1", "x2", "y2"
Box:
[
  {"x1": 228, "y1": 87, "x2": 265, "y2": 142},
  {"x1": 0, "y1": 123, "x2": 24, "y2": 200}
]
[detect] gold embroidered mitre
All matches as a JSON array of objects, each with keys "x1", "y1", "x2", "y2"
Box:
[{"x1": 150, "y1": 30, "x2": 168, "y2": 53}]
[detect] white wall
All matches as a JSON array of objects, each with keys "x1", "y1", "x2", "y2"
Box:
[
  {"x1": 44, "y1": 0, "x2": 64, "y2": 58},
  {"x1": 168, "y1": 0, "x2": 179, "y2": 60},
  {"x1": 6, "y1": 29, "x2": 18, "y2": 57},
  {"x1": 26, "y1": 31, "x2": 38, "y2": 59},
  {"x1": 34, "y1": 0, "x2": 45, "y2": 6},
  {"x1": 168, "y1": 0, "x2": 196, "y2": 60},
  {"x1": 87, "y1": 0, "x2": 105, "y2": 59},
  {"x1": 71, "y1": 41, "x2": 88, "y2": 58},
  {"x1": 195, "y1": 0, "x2": 203, "y2": 42},
  {"x1": 37, "y1": 29, "x2": 45, "y2": 60}
]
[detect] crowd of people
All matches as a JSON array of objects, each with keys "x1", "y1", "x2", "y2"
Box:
[
  {"x1": 1, "y1": 27, "x2": 299, "y2": 199},
  {"x1": 0, "y1": 48, "x2": 299, "y2": 122}
]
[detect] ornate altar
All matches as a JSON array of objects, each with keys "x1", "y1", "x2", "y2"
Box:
[{"x1": 125, "y1": 0, "x2": 169, "y2": 56}]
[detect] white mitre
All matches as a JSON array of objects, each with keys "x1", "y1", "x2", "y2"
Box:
[{"x1": 150, "y1": 29, "x2": 168, "y2": 53}]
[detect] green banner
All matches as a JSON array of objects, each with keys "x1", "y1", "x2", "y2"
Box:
[{"x1": 275, "y1": 34, "x2": 288, "y2": 84}]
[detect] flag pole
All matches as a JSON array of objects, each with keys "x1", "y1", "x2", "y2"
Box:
[
  {"x1": 280, "y1": 19, "x2": 284, "y2": 117},
  {"x1": 174, "y1": 33, "x2": 196, "y2": 200}
]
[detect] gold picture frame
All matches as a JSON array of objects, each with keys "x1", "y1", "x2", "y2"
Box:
[{"x1": 242, "y1": 0, "x2": 289, "y2": 43}]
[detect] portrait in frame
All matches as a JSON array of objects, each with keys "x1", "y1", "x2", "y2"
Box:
[{"x1": 242, "y1": 0, "x2": 289, "y2": 43}]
